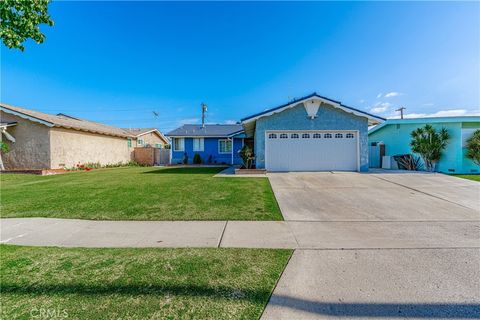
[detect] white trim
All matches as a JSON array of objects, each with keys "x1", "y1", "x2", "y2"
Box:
[
  {"x1": 264, "y1": 130, "x2": 360, "y2": 172},
  {"x1": 242, "y1": 96, "x2": 384, "y2": 126},
  {"x1": 218, "y1": 139, "x2": 232, "y2": 154},
  {"x1": 172, "y1": 137, "x2": 185, "y2": 152},
  {"x1": 0, "y1": 107, "x2": 54, "y2": 127}
]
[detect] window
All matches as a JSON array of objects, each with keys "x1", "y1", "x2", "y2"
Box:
[
  {"x1": 335, "y1": 133, "x2": 343, "y2": 138},
  {"x1": 313, "y1": 133, "x2": 321, "y2": 138},
  {"x1": 173, "y1": 138, "x2": 184, "y2": 151},
  {"x1": 268, "y1": 133, "x2": 277, "y2": 139},
  {"x1": 280, "y1": 133, "x2": 288, "y2": 139},
  {"x1": 291, "y1": 133, "x2": 299, "y2": 139},
  {"x1": 138, "y1": 139, "x2": 144, "y2": 145},
  {"x1": 302, "y1": 133, "x2": 310, "y2": 139},
  {"x1": 324, "y1": 133, "x2": 332, "y2": 138},
  {"x1": 127, "y1": 139, "x2": 132, "y2": 148},
  {"x1": 219, "y1": 139, "x2": 232, "y2": 153},
  {"x1": 155, "y1": 143, "x2": 162, "y2": 148},
  {"x1": 193, "y1": 138, "x2": 204, "y2": 151},
  {"x1": 346, "y1": 133, "x2": 355, "y2": 139}
]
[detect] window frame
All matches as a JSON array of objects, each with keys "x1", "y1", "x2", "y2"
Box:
[
  {"x1": 291, "y1": 133, "x2": 299, "y2": 139},
  {"x1": 193, "y1": 138, "x2": 204, "y2": 152},
  {"x1": 138, "y1": 139, "x2": 144, "y2": 145},
  {"x1": 313, "y1": 133, "x2": 321, "y2": 139},
  {"x1": 346, "y1": 133, "x2": 355, "y2": 139},
  {"x1": 218, "y1": 139, "x2": 232, "y2": 154},
  {"x1": 127, "y1": 138, "x2": 132, "y2": 148},
  {"x1": 335, "y1": 133, "x2": 343, "y2": 138},
  {"x1": 324, "y1": 133, "x2": 332, "y2": 139},
  {"x1": 279, "y1": 133, "x2": 288, "y2": 139},
  {"x1": 268, "y1": 133, "x2": 277, "y2": 139},
  {"x1": 173, "y1": 138, "x2": 185, "y2": 152},
  {"x1": 302, "y1": 133, "x2": 310, "y2": 139}
]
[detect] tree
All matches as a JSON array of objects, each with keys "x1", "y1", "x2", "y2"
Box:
[
  {"x1": 410, "y1": 124, "x2": 450, "y2": 172},
  {"x1": 0, "y1": 0, "x2": 54, "y2": 51},
  {"x1": 466, "y1": 129, "x2": 480, "y2": 166}
]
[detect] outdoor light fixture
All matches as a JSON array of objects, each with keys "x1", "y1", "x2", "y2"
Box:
[{"x1": 304, "y1": 99, "x2": 321, "y2": 119}]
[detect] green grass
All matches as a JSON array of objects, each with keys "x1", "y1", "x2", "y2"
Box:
[
  {"x1": 450, "y1": 174, "x2": 480, "y2": 182},
  {"x1": 0, "y1": 167, "x2": 282, "y2": 220},
  {"x1": 1, "y1": 245, "x2": 292, "y2": 319}
]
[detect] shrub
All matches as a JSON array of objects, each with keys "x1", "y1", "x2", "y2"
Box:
[
  {"x1": 394, "y1": 154, "x2": 424, "y2": 171},
  {"x1": 182, "y1": 152, "x2": 188, "y2": 164},
  {"x1": 410, "y1": 124, "x2": 449, "y2": 172},
  {"x1": 193, "y1": 153, "x2": 202, "y2": 164},
  {"x1": 466, "y1": 129, "x2": 480, "y2": 166},
  {"x1": 238, "y1": 145, "x2": 254, "y2": 169}
]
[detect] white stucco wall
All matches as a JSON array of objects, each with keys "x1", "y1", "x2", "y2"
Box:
[
  {"x1": 0, "y1": 112, "x2": 51, "y2": 170},
  {"x1": 50, "y1": 128, "x2": 131, "y2": 168}
]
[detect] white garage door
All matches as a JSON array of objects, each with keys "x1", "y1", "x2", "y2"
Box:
[{"x1": 265, "y1": 131, "x2": 358, "y2": 172}]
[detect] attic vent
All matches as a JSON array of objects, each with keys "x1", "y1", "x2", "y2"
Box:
[{"x1": 304, "y1": 99, "x2": 321, "y2": 119}]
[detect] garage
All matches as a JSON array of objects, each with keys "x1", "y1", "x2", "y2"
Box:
[
  {"x1": 265, "y1": 130, "x2": 358, "y2": 171},
  {"x1": 240, "y1": 93, "x2": 385, "y2": 172}
]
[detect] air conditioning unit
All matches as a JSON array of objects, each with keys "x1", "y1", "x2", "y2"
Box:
[{"x1": 382, "y1": 156, "x2": 398, "y2": 170}]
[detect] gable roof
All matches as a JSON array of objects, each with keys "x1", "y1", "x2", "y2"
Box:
[
  {"x1": 1, "y1": 103, "x2": 130, "y2": 138},
  {"x1": 122, "y1": 128, "x2": 169, "y2": 144},
  {"x1": 166, "y1": 124, "x2": 244, "y2": 137},
  {"x1": 368, "y1": 116, "x2": 480, "y2": 135},
  {"x1": 241, "y1": 92, "x2": 385, "y2": 127}
]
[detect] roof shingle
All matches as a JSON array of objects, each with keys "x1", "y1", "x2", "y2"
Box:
[{"x1": 166, "y1": 124, "x2": 243, "y2": 137}]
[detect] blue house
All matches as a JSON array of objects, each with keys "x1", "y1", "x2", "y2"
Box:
[
  {"x1": 241, "y1": 93, "x2": 384, "y2": 172},
  {"x1": 368, "y1": 116, "x2": 480, "y2": 174},
  {"x1": 166, "y1": 124, "x2": 245, "y2": 165}
]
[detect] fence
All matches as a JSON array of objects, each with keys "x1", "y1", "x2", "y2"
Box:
[{"x1": 134, "y1": 147, "x2": 170, "y2": 166}]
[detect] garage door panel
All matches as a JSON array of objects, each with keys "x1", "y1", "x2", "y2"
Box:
[{"x1": 265, "y1": 131, "x2": 357, "y2": 172}]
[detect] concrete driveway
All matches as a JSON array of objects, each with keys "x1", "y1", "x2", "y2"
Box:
[
  {"x1": 267, "y1": 171, "x2": 479, "y2": 221},
  {"x1": 263, "y1": 172, "x2": 480, "y2": 319}
]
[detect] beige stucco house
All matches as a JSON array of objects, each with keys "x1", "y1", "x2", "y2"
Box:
[{"x1": 0, "y1": 103, "x2": 169, "y2": 170}]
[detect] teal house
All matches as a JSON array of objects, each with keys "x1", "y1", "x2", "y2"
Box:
[{"x1": 368, "y1": 116, "x2": 480, "y2": 174}]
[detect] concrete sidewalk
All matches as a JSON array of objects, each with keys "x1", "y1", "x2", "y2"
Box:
[{"x1": 1, "y1": 218, "x2": 479, "y2": 249}]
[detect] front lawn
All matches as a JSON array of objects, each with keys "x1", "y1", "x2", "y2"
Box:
[
  {"x1": 1, "y1": 245, "x2": 291, "y2": 319},
  {"x1": 450, "y1": 174, "x2": 480, "y2": 182},
  {"x1": 0, "y1": 167, "x2": 282, "y2": 220}
]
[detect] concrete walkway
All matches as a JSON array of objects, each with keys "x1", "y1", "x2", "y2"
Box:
[{"x1": 1, "y1": 218, "x2": 479, "y2": 249}]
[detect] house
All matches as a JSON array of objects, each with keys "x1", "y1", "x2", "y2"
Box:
[
  {"x1": 241, "y1": 93, "x2": 385, "y2": 172},
  {"x1": 166, "y1": 124, "x2": 245, "y2": 165},
  {"x1": 0, "y1": 103, "x2": 168, "y2": 170},
  {"x1": 122, "y1": 128, "x2": 169, "y2": 149},
  {"x1": 368, "y1": 116, "x2": 480, "y2": 174}
]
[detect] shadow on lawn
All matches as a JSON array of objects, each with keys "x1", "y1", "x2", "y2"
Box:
[
  {"x1": 142, "y1": 167, "x2": 226, "y2": 175},
  {"x1": 4, "y1": 283, "x2": 479, "y2": 318},
  {"x1": 2, "y1": 283, "x2": 268, "y2": 303}
]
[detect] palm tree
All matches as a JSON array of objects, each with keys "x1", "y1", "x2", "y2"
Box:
[
  {"x1": 410, "y1": 124, "x2": 450, "y2": 172},
  {"x1": 466, "y1": 129, "x2": 480, "y2": 166}
]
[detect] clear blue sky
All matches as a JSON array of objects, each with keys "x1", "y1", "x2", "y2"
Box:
[{"x1": 2, "y1": 1, "x2": 479, "y2": 132}]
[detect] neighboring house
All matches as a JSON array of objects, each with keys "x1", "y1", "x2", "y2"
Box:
[
  {"x1": 0, "y1": 103, "x2": 167, "y2": 170},
  {"x1": 241, "y1": 93, "x2": 384, "y2": 172},
  {"x1": 166, "y1": 124, "x2": 245, "y2": 165},
  {"x1": 122, "y1": 128, "x2": 169, "y2": 149},
  {"x1": 368, "y1": 116, "x2": 480, "y2": 174}
]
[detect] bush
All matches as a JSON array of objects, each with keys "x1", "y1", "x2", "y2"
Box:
[
  {"x1": 193, "y1": 153, "x2": 202, "y2": 164},
  {"x1": 466, "y1": 129, "x2": 480, "y2": 166},
  {"x1": 410, "y1": 124, "x2": 449, "y2": 172},
  {"x1": 394, "y1": 154, "x2": 424, "y2": 171},
  {"x1": 182, "y1": 152, "x2": 188, "y2": 164},
  {"x1": 238, "y1": 145, "x2": 254, "y2": 169}
]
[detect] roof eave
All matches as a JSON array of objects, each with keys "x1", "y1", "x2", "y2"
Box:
[{"x1": 241, "y1": 93, "x2": 385, "y2": 126}]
